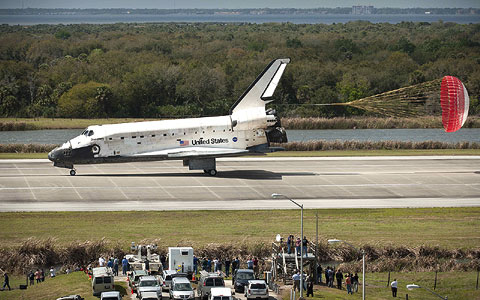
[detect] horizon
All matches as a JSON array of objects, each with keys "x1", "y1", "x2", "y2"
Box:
[{"x1": 1, "y1": 0, "x2": 479, "y2": 9}]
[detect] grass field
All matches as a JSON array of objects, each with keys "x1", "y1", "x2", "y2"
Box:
[
  {"x1": 285, "y1": 271, "x2": 480, "y2": 300},
  {"x1": 0, "y1": 117, "x2": 156, "y2": 130},
  {"x1": 1, "y1": 149, "x2": 480, "y2": 160},
  {"x1": 1, "y1": 208, "x2": 479, "y2": 250},
  {"x1": 4, "y1": 271, "x2": 128, "y2": 300}
]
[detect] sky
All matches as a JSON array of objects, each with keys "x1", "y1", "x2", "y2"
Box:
[{"x1": 1, "y1": 0, "x2": 479, "y2": 9}]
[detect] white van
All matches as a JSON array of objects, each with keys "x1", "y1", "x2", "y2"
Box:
[
  {"x1": 209, "y1": 287, "x2": 233, "y2": 300},
  {"x1": 170, "y1": 276, "x2": 195, "y2": 300},
  {"x1": 92, "y1": 267, "x2": 115, "y2": 296}
]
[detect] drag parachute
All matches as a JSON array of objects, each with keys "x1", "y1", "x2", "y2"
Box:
[{"x1": 440, "y1": 76, "x2": 469, "y2": 133}]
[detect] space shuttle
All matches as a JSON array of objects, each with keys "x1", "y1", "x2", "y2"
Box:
[{"x1": 48, "y1": 58, "x2": 290, "y2": 176}]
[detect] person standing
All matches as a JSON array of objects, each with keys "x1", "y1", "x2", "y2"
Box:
[
  {"x1": 193, "y1": 255, "x2": 199, "y2": 274},
  {"x1": 35, "y1": 269, "x2": 41, "y2": 283},
  {"x1": 317, "y1": 265, "x2": 322, "y2": 284},
  {"x1": 99, "y1": 257, "x2": 106, "y2": 267},
  {"x1": 295, "y1": 238, "x2": 301, "y2": 255},
  {"x1": 107, "y1": 258, "x2": 113, "y2": 268},
  {"x1": 328, "y1": 267, "x2": 334, "y2": 287},
  {"x1": 2, "y1": 272, "x2": 11, "y2": 291},
  {"x1": 50, "y1": 267, "x2": 56, "y2": 278},
  {"x1": 292, "y1": 272, "x2": 300, "y2": 292},
  {"x1": 335, "y1": 269, "x2": 343, "y2": 290},
  {"x1": 247, "y1": 257, "x2": 254, "y2": 270},
  {"x1": 253, "y1": 257, "x2": 259, "y2": 276},
  {"x1": 391, "y1": 279, "x2": 398, "y2": 297},
  {"x1": 224, "y1": 258, "x2": 231, "y2": 277},
  {"x1": 302, "y1": 236, "x2": 309, "y2": 257},
  {"x1": 122, "y1": 257, "x2": 128, "y2": 275},
  {"x1": 113, "y1": 257, "x2": 119, "y2": 276},
  {"x1": 207, "y1": 258, "x2": 212, "y2": 272},
  {"x1": 306, "y1": 279, "x2": 314, "y2": 297},
  {"x1": 217, "y1": 259, "x2": 223, "y2": 273},
  {"x1": 287, "y1": 235, "x2": 292, "y2": 254},
  {"x1": 352, "y1": 273, "x2": 359, "y2": 293},
  {"x1": 345, "y1": 274, "x2": 352, "y2": 294},
  {"x1": 40, "y1": 269, "x2": 45, "y2": 282},
  {"x1": 29, "y1": 271, "x2": 35, "y2": 285}
]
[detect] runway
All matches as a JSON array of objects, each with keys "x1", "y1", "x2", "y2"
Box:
[{"x1": 0, "y1": 156, "x2": 479, "y2": 211}]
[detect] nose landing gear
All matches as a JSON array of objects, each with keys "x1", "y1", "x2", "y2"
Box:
[
  {"x1": 203, "y1": 169, "x2": 217, "y2": 176},
  {"x1": 70, "y1": 169, "x2": 76, "y2": 176}
]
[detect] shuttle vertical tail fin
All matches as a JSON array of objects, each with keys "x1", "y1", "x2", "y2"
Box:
[{"x1": 230, "y1": 58, "x2": 290, "y2": 115}]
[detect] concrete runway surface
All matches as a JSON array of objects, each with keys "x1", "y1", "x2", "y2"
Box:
[{"x1": 0, "y1": 156, "x2": 479, "y2": 211}]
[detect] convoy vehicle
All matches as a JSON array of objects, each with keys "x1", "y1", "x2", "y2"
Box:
[
  {"x1": 168, "y1": 247, "x2": 194, "y2": 276},
  {"x1": 137, "y1": 275, "x2": 162, "y2": 298},
  {"x1": 160, "y1": 269, "x2": 177, "y2": 291},
  {"x1": 100, "y1": 291, "x2": 122, "y2": 300},
  {"x1": 128, "y1": 270, "x2": 149, "y2": 293},
  {"x1": 209, "y1": 287, "x2": 233, "y2": 300},
  {"x1": 233, "y1": 269, "x2": 255, "y2": 293},
  {"x1": 244, "y1": 280, "x2": 269, "y2": 300},
  {"x1": 139, "y1": 291, "x2": 160, "y2": 300},
  {"x1": 56, "y1": 295, "x2": 84, "y2": 300},
  {"x1": 92, "y1": 267, "x2": 115, "y2": 296},
  {"x1": 127, "y1": 243, "x2": 162, "y2": 274},
  {"x1": 197, "y1": 271, "x2": 225, "y2": 300},
  {"x1": 169, "y1": 276, "x2": 195, "y2": 300}
]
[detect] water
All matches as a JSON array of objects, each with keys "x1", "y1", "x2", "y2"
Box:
[
  {"x1": 0, "y1": 128, "x2": 479, "y2": 145},
  {"x1": 0, "y1": 13, "x2": 478, "y2": 25}
]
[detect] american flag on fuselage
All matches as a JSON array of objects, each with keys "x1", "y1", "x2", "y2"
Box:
[{"x1": 180, "y1": 140, "x2": 189, "y2": 146}]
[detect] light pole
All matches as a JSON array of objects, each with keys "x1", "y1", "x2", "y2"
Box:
[
  {"x1": 328, "y1": 239, "x2": 365, "y2": 300},
  {"x1": 407, "y1": 284, "x2": 448, "y2": 300},
  {"x1": 271, "y1": 193, "x2": 304, "y2": 298}
]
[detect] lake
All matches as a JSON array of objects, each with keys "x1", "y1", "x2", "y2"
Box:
[
  {"x1": 1, "y1": 128, "x2": 479, "y2": 145},
  {"x1": 0, "y1": 13, "x2": 478, "y2": 25}
]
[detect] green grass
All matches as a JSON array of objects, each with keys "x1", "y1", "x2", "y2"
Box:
[
  {"x1": 1, "y1": 149, "x2": 479, "y2": 159},
  {"x1": 298, "y1": 271, "x2": 480, "y2": 300},
  {"x1": 1, "y1": 208, "x2": 479, "y2": 250},
  {"x1": 4, "y1": 271, "x2": 128, "y2": 300}
]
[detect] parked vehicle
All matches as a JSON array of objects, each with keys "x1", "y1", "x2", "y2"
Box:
[
  {"x1": 169, "y1": 276, "x2": 195, "y2": 300},
  {"x1": 160, "y1": 270, "x2": 177, "y2": 291},
  {"x1": 128, "y1": 270, "x2": 149, "y2": 293},
  {"x1": 168, "y1": 247, "x2": 194, "y2": 276},
  {"x1": 92, "y1": 267, "x2": 115, "y2": 296},
  {"x1": 137, "y1": 275, "x2": 162, "y2": 298},
  {"x1": 139, "y1": 291, "x2": 160, "y2": 300},
  {"x1": 233, "y1": 269, "x2": 255, "y2": 293},
  {"x1": 209, "y1": 287, "x2": 233, "y2": 300},
  {"x1": 244, "y1": 280, "x2": 269, "y2": 300},
  {"x1": 100, "y1": 291, "x2": 122, "y2": 300},
  {"x1": 56, "y1": 295, "x2": 84, "y2": 300},
  {"x1": 197, "y1": 271, "x2": 225, "y2": 300}
]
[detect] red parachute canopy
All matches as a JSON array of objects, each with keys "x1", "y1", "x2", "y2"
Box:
[{"x1": 440, "y1": 76, "x2": 470, "y2": 132}]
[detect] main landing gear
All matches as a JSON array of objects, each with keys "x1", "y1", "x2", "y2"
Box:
[
  {"x1": 69, "y1": 169, "x2": 76, "y2": 176},
  {"x1": 203, "y1": 169, "x2": 217, "y2": 176}
]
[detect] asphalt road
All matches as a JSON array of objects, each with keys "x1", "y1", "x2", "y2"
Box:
[{"x1": 0, "y1": 156, "x2": 479, "y2": 211}]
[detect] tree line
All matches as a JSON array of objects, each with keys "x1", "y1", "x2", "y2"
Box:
[{"x1": 0, "y1": 21, "x2": 479, "y2": 119}]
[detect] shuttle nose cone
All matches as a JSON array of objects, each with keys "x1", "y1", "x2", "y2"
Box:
[{"x1": 48, "y1": 147, "x2": 60, "y2": 162}]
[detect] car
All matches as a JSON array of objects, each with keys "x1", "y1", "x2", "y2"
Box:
[
  {"x1": 139, "y1": 291, "x2": 160, "y2": 300},
  {"x1": 209, "y1": 287, "x2": 233, "y2": 300},
  {"x1": 129, "y1": 270, "x2": 149, "y2": 293},
  {"x1": 137, "y1": 275, "x2": 162, "y2": 298},
  {"x1": 160, "y1": 270, "x2": 177, "y2": 291},
  {"x1": 169, "y1": 276, "x2": 195, "y2": 300},
  {"x1": 244, "y1": 280, "x2": 269, "y2": 300},
  {"x1": 56, "y1": 295, "x2": 84, "y2": 300},
  {"x1": 233, "y1": 269, "x2": 255, "y2": 293},
  {"x1": 100, "y1": 291, "x2": 122, "y2": 300},
  {"x1": 197, "y1": 271, "x2": 225, "y2": 300}
]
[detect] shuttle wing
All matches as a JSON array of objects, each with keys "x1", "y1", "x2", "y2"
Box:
[{"x1": 130, "y1": 147, "x2": 249, "y2": 159}]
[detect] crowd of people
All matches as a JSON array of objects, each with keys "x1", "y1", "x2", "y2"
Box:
[
  {"x1": 283, "y1": 235, "x2": 309, "y2": 256},
  {"x1": 196, "y1": 256, "x2": 262, "y2": 277}
]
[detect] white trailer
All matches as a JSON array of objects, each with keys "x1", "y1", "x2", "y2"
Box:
[{"x1": 168, "y1": 247, "x2": 194, "y2": 274}]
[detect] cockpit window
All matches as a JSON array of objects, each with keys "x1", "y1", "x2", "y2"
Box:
[
  {"x1": 88, "y1": 131, "x2": 94, "y2": 136},
  {"x1": 82, "y1": 130, "x2": 88, "y2": 136}
]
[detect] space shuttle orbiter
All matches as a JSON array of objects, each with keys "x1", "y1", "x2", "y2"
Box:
[{"x1": 48, "y1": 58, "x2": 290, "y2": 176}]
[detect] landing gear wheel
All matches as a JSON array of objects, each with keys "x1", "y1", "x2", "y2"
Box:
[
  {"x1": 70, "y1": 169, "x2": 76, "y2": 176},
  {"x1": 208, "y1": 169, "x2": 217, "y2": 176}
]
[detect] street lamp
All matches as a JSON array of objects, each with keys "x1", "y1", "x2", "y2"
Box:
[
  {"x1": 328, "y1": 239, "x2": 365, "y2": 300},
  {"x1": 271, "y1": 193, "x2": 304, "y2": 298},
  {"x1": 407, "y1": 284, "x2": 448, "y2": 300}
]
